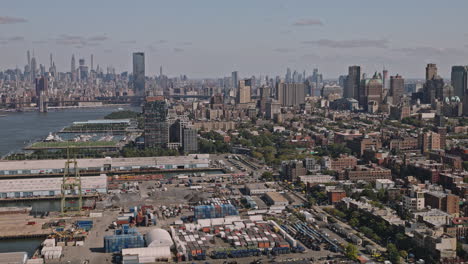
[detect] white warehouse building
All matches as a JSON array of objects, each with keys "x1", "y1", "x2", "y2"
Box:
[
  {"x1": 0, "y1": 154, "x2": 210, "y2": 177},
  {"x1": 0, "y1": 174, "x2": 107, "y2": 198}
]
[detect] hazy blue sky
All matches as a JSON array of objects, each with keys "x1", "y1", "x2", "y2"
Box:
[{"x1": 1, "y1": 0, "x2": 467, "y2": 79}]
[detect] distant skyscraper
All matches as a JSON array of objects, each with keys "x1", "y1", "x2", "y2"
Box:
[
  {"x1": 231, "y1": 71, "x2": 238, "y2": 89},
  {"x1": 451, "y1": 66, "x2": 467, "y2": 100},
  {"x1": 237, "y1": 79, "x2": 252, "y2": 104},
  {"x1": 30, "y1": 56, "x2": 37, "y2": 81},
  {"x1": 338, "y1": 75, "x2": 347, "y2": 88},
  {"x1": 390, "y1": 74, "x2": 404, "y2": 105},
  {"x1": 27, "y1": 50, "x2": 31, "y2": 68},
  {"x1": 285, "y1": 68, "x2": 291, "y2": 83},
  {"x1": 292, "y1": 70, "x2": 299, "y2": 83},
  {"x1": 426, "y1": 63, "x2": 438, "y2": 81},
  {"x1": 423, "y1": 64, "x2": 444, "y2": 103},
  {"x1": 423, "y1": 77, "x2": 444, "y2": 104},
  {"x1": 91, "y1": 54, "x2": 94, "y2": 71},
  {"x1": 360, "y1": 72, "x2": 383, "y2": 109},
  {"x1": 78, "y1": 58, "x2": 88, "y2": 82},
  {"x1": 258, "y1": 86, "x2": 271, "y2": 114},
  {"x1": 344, "y1": 66, "x2": 361, "y2": 99},
  {"x1": 71, "y1": 54, "x2": 75, "y2": 73},
  {"x1": 133, "y1": 52, "x2": 145, "y2": 97},
  {"x1": 382, "y1": 68, "x2": 388, "y2": 90},
  {"x1": 71, "y1": 55, "x2": 76, "y2": 82},
  {"x1": 35, "y1": 76, "x2": 48, "y2": 97}
]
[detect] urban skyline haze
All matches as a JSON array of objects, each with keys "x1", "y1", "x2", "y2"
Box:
[{"x1": 1, "y1": 0, "x2": 468, "y2": 78}]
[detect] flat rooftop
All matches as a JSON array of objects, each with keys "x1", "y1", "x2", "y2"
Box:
[
  {"x1": 73, "y1": 119, "x2": 131, "y2": 125},
  {"x1": 265, "y1": 192, "x2": 288, "y2": 203},
  {"x1": 0, "y1": 154, "x2": 210, "y2": 171},
  {"x1": 0, "y1": 252, "x2": 27, "y2": 264}
]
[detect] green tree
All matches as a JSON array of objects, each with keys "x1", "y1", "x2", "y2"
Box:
[
  {"x1": 345, "y1": 243, "x2": 359, "y2": 261},
  {"x1": 104, "y1": 110, "x2": 139, "y2": 120},
  {"x1": 399, "y1": 250, "x2": 408, "y2": 260},
  {"x1": 261, "y1": 172, "x2": 274, "y2": 181},
  {"x1": 387, "y1": 243, "x2": 401, "y2": 264},
  {"x1": 349, "y1": 218, "x2": 359, "y2": 227}
]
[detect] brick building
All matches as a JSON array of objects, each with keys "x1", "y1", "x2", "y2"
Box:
[
  {"x1": 340, "y1": 165, "x2": 392, "y2": 182},
  {"x1": 281, "y1": 160, "x2": 307, "y2": 181},
  {"x1": 327, "y1": 190, "x2": 347, "y2": 204},
  {"x1": 424, "y1": 191, "x2": 460, "y2": 216},
  {"x1": 347, "y1": 135, "x2": 382, "y2": 157},
  {"x1": 321, "y1": 154, "x2": 358, "y2": 171}
]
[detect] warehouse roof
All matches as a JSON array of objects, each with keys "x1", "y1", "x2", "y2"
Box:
[
  {"x1": 0, "y1": 252, "x2": 27, "y2": 264},
  {"x1": 0, "y1": 154, "x2": 210, "y2": 171},
  {"x1": 0, "y1": 174, "x2": 107, "y2": 193},
  {"x1": 264, "y1": 192, "x2": 289, "y2": 203}
]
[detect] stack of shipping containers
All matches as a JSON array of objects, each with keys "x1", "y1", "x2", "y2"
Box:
[
  {"x1": 104, "y1": 226, "x2": 145, "y2": 253},
  {"x1": 194, "y1": 204, "x2": 238, "y2": 220}
]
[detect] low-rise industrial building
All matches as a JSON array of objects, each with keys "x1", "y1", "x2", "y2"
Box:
[
  {"x1": 263, "y1": 192, "x2": 289, "y2": 207},
  {"x1": 245, "y1": 183, "x2": 276, "y2": 195},
  {"x1": 0, "y1": 154, "x2": 210, "y2": 177},
  {"x1": 0, "y1": 174, "x2": 107, "y2": 198}
]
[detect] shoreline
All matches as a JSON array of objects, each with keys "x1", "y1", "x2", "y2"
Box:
[{"x1": 0, "y1": 103, "x2": 131, "y2": 113}]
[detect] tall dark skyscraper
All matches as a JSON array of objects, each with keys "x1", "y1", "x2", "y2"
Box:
[
  {"x1": 451, "y1": 66, "x2": 467, "y2": 100},
  {"x1": 35, "y1": 76, "x2": 48, "y2": 97},
  {"x1": 423, "y1": 63, "x2": 444, "y2": 103},
  {"x1": 344, "y1": 66, "x2": 361, "y2": 99},
  {"x1": 390, "y1": 74, "x2": 404, "y2": 105},
  {"x1": 231, "y1": 71, "x2": 238, "y2": 89},
  {"x1": 71, "y1": 54, "x2": 75, "y2": 73},
  {"x1": 71, "y1": 54, "x2": 76, "y2": 82},
  {"x1": 426, "y1": 63, "x2": 438, "y2": 81},
  {"x1": 133, "y1": 52, "x2": 145, "y2": 97},
  {"x1": 182, "y1": 127, "x2": 198, "y2": 153},
  {"x1": 27, "y1": 50, "x2": 31, "y2": 68},
  {"x1": 30, "y1": 56, "x2": 37, "y2": 82},
  {"x1": 144, "y1": 96, "x2": 168, "y2": 148},
  {"x1": 78, "y1": 58, "x2": 88, "y2": 82}
]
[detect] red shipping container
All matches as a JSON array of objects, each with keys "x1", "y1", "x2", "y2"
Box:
[{"x1": 116, "y1": 220, "x2": 129, "y2": 225}]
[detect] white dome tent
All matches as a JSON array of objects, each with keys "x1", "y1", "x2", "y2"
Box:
[
  {"x1": 147, "y1": 228, "x2": 174, "y2": 248},
  {"x1": 121, "y1": 228, "x2": 174, "y2": 263}
]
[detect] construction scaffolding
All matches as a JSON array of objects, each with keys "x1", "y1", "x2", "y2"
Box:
[{"x1": 60, "y1": 148, "x2": 82, "y2": 214}]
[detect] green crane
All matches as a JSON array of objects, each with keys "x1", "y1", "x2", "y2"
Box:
[{"x1": 60, "y1": 147, "x2": 82, "y2": 215}]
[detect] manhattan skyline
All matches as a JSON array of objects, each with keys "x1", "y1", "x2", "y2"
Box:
[{"x1": 1, "y1": 0, "x2": 468, "y2": 78}]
